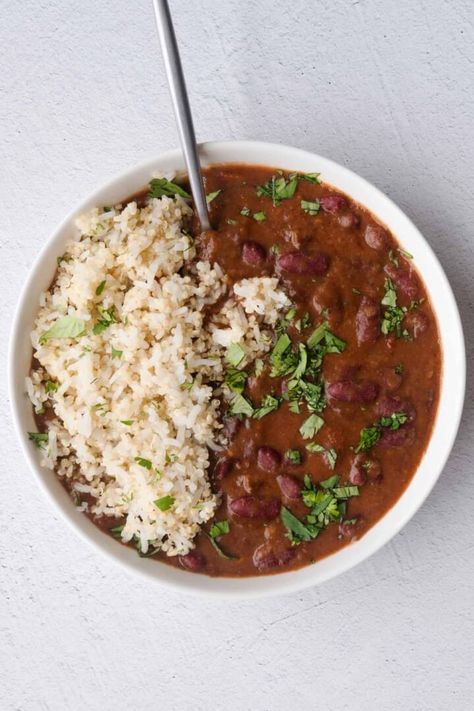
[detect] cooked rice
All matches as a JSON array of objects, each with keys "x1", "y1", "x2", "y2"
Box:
[{"x1": 27, "y1": 193, "x2": 289, "y2": 555}]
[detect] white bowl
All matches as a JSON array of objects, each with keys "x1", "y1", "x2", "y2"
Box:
[{"x1": 9, "y1": 140, "x2": 466, "y2": 598}]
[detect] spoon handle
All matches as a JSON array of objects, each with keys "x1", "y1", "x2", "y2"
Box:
[{"x1": 153, "y1": 0, "x2": 211, "y2": 231}]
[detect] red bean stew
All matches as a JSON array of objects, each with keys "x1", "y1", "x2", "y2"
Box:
[{"x1": 59, "y1": 164, "x2": 443, "y2": 576}]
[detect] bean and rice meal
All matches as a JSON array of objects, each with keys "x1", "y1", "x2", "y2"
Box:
[{"x1": 27, "y1": 165, "x2": 441, "y2": 576}]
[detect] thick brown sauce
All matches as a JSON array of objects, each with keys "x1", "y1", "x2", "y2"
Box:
[{"x1": 36, "y1": 163, "x2": 441, "y2": 577}]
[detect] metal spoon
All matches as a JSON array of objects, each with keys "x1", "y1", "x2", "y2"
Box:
[{"x1": 152, "y1": 0, "x2": 211, "y2": 231}]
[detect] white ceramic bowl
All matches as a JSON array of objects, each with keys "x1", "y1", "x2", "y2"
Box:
[{"x1": 9, "y1": 140, "x2": 465, "y2": 598}]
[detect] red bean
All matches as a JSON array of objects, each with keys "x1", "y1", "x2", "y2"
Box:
[
  {"x1": 404, "y1": 310, "x2": 429, "y2": 338},
  {"x1": 214, "y1": 457, "x2": 236, "y2": 481},
  {"x1": 179, "y1": 550, "x2": 206, "y2": 572},
  {"x1": 278, "y1": 251, "x2": 329, "y2": 276},
  {"x1": 376, "y1": 395, "x2": 416, "y2": 422},
  {"x1": 364, "y1": 223, "x2": 391, "y2": 250},
  {"x1": 339, "y1": 520, "x2": 359, "y2": 539},
  {"x1": 338, "y1": 212, "x2": 360, "y2": 229},
  {"x1": 327, "y1": 379, "x2": 379, "y2": 404},
  {"x1": 384, "y1": 264, "x2": 420, "y2": 300},
  {"x1": 355, "y1": 296, "x2": 381, "y2": 345},
  {"x1": 320, "y1": 194, "x2": 348, "y2": 214},
  {"x1": 229, "y1": 496, "x2": 281, "y2": 520},
  {"x1": 277, "y1": 474, "x2": 302, "y2": 500},
  {"x1": 253, "y1": 543, "x2": 296, "y2": 571},
  {"x1": 242, "y1": 241, "x2": 266, "y2": 266},
  {"x1": 257, "y1": 446, "x2": 281, "y2": 472},
  {"x1": 378, "y1": 427, "x2": 415, "y2": 448},
  {"x1": 349, "y1": 455, "x2": 368, "y2": 485}
]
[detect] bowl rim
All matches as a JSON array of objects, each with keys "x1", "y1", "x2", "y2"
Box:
[{"x1": 8, "y1": 139, "x2": 466, "y2": 599}]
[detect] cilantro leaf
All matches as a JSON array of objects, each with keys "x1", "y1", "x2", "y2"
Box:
[
  {"x1": 253, "y1": 394, "x2": 281, "y2": 419},
  {"x1": 154, "y1": 495, "x2": 175, "y2": 511},
  {"x1": 135, "y1": 457, "x2": 152, "y2": 469},
  {"x1": 229, "y1": 394, "x2": 254, "y2": 418},
  {"x1": 209, "y1": 520, "x2": 230, "y2": 538},
  {"x1": 149, "y1": 178, "x2": 190, "y2": 200},
  {"x1": 95, "y1": 280, "x2": 106, "y2": 296},
  {"x1": 253, "y1": 211, "x2": 267, "y2": 222},
  {"x1": 39, "y1": 316, "x2": 86, "y2": 345},
  {"x1": 206, "y1": 190, "x2": 221, "y2": 204},
  {"x1": 299, "y1": 414, "x2": 325, "y2": 439},
  {"x1": 224, "y1": 367, "x2": 248, "y2": 394},
  {"x1": 225, "y1": 343, "x2": 245, "y2": 367},
  {"x1": 28, "y1": 432, "x2": 48, "y2": 448},
  {"x1": 301, "y1": 199, "x2": 321, "y2": 215},
  {"x1": 285, "y1": 449, "x2": 302, "y2": 465}
]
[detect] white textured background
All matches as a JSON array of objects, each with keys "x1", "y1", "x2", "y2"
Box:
[{"x1": 1, "y1": 1, "x2": 473, "y2": 709}]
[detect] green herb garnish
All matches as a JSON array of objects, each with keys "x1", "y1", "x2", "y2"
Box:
[
  {"x1": 355, "y1": 412, "x2": 408, "y2": 453},
  {"x1": 45, "y1": 380, "x2": 58, "y2": 393},
  {"x1": 28, "y1": 432, "x2": 48, "y2": 448},
  {"x1": 120, "y1": 420, "x2": 134, "y2": 426},
  {"x1": 93, "y1": 306, "x2": 117, "y2": 335},
  {"x1": 240, "y1": 206, "x2": 251, "y2": 217},
  {"x1": 154, "y1": 495, "x2": 175, "y2": 511},
  {"x1": 135, "y1": 457, "x2": 152, "y2": 469},
  {"x1": 301, "y1": 199, "x2": 321, "y2": 215},
  {"x1": 225, "y1": 343, "x2": 245, "y2": 367},
  {"x1": 95, "y1": 280, "x2": 106, "y2": 296},
  {"x1": 224, "y1": 367, "x2": 248, "y2": 394},
  {"x1": 111, "y1": 346, "x2": 122, "y2": 359},
  {"x1": 253, "y1": 211, "x2": 267, "y2": 222},
  {"x1": 299, "y1": 414, "x2": 324, "y2": 439},
  {"x1": 285, "y1": 449, "x2": 302, "y2": 465},
  {"x1": 149, "y1": 177, "x2": 191, "y2": 200},
  {"x1": 209, "y1": 520, "x2": 230, "y2": 538},
  {"x1": 39, "y1": 316, "x2": 86, "y2": 345},
  {"x1": 206, "y1": 190, "x2": 221, "y2": 204},
  {"x1": 229, "y1": 394, "x2": 254, "y2": 418},
  {"x1": 253, "y1": 394, "x2": 280, "y2": 419}
]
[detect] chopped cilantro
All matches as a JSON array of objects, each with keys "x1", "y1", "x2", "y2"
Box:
[
  {"x1": 254, "y1": 358, "x2": 264, "y2": 377},
  {"x1": 39, "y1": 316, "x2": 86, "y2": 345},
  {"x1": 226, "y1": 218, "x2": 238, "y2": 225},
  {"x1": 45, "y1": 380, "x2": 58, "y2": 393},
  {"x1": 319, "y1": 474, "x2": 340, "y2": 489},
  {"x1": 154, "y1": 495, "x2": 175, "y2": 511},
  {"x1": 229, "y1": 394, "x2": 254, "y2": 418},
  {"x1": 355, "y1": 411, "x2": 408, "y2": 452},
  {"x1": 149, "y1": 177, "x2": 190, "y2": 200},
  {"x1": 253, "y1": 211, "x2": 267, "y2": 222},
  {"x1": 225, "y1": 343, "x2": 245, "y2": 367},
  {"x1": 394, "y1": 363, "x2": 404, "y2": 375},
  {"x1": 301, "y1": 199, "x2": 321, "y2": 215},
  {"x1": 299, "y1": 414, "x2": 324, "y2": 439},
  {"x1": 398, "y1": 248, "x2": 413, "y2": 260},
  {"x1": 240, "y1": 206, "x2": 251, "y2": 217},
  {"x1": 209, "y1": 520, "x2": 230, "y2": 538},
  {"x1": 111, "y1": 346, "x2": 122, "y2": 359},
  {"x1": 281, "y1": 507, "x2": 314, "y2": 543},
  {"x1": 325, "y1": 448, "x2": 337, "y2": 470},
  {"x1": 256, "y1": 174, "x2": 299, "y2": 206},
  {"x1": 388, "y1": 250, "x2": 399, "y2": 267},
  {"x1": 305, "y1": 442, "x2": 325, "y2": 453},
  {"x1": 206, "y1": 190, "x2": 221, "y2": 204},
  {"x1": 270, "y1": 244, "x2": 280, "y2": 255},
  {"x1": 93, "y1": 306, "x2": 117, "y2": 335},
  {"x1": 355, "y1": 425, "x2": 381, "y2": 453},
  {"x1": 253, "y1": 394, "x2": 280, "y2": 419},
  {"x1": 381, "y1": 278, "x2": 397, "y2": 307},
  {"x1": 95, "y1": 280, "x2": 106, "y2": 296},
  {"x1": 285, "y1": 449, "x2": 302, "y2": 465},
  {"x1": 28, "y1": 432, "x2": 48, "y2": 448},
  {"x1": 352, "y1": 287, "x2": 362, "y2": 295},
  {"x1": 224, "y1": 367, "x2": 248, "y2": 394},
  {"x1": 134, "y1": 457, "x2": 152, "y2": 469},
  {"x1": 120, "y1": 420, "x2": 134, "y2": 426}
]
